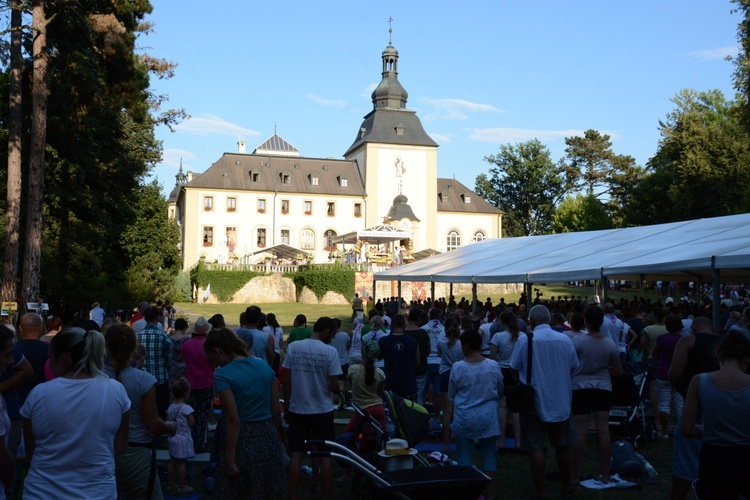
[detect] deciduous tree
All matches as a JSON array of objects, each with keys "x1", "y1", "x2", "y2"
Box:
[{"x1": 478, "y1": 139, "x2": 571, "y2": 236}]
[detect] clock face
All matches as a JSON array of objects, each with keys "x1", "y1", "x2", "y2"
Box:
[{"x1": 398, "y1": 218, "x2": 412, "y2": 231}]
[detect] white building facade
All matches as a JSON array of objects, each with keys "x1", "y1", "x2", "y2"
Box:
[{"x1": 171, "y1": 42, "x2": 503, "y2": 271}]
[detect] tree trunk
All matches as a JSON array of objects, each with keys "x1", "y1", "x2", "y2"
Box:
[
  {"x1": 2, "y1": 4, "x2": 23, "y2": 305},
  {"x1": 22, "y1": 0, "x2": 48, "y2": 304}
]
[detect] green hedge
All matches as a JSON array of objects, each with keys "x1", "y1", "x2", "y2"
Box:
[
  {"x1": 287, "y1": 263, "x2": 355, "y2": 300},
  {"x1": 191, "y1": 261, "x2": 263, "y2": 302}
]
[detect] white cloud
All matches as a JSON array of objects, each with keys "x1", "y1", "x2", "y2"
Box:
[
  {"x1": 468, "y1": 128, "x2": 588, "y2": 143},
  {"x1": 307, "y1": 94, "x2": 347, "y2": 108},
  {"x1": 687, "y1": 46, "x2": 738, "y2": 60},
  {"x1": 429, "y1": 132, "x2": 452, "y2": 144},
  {"x1": 361, "y1": 83, "x2": 378, "y2": 97},
  {"x1": 162, "y1": 148, "x2": 196, "y2": 170},
  {"x1": 176, "y1": 114, "x2": 259, "y2": 138},
  {"x1": 421, "y1": 98, "x2": 503, "y2": 122}
]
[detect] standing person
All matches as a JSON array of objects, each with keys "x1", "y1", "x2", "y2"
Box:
[
  {"x1": 104, "y1": 324, "x2": 176, "y2": 500},
  {"x1": 570, "y1": 306, "x2": 622, "y2": 486},
  {"x1": 361, "y1": 316, "x2": 387, "y2": 369},
  {"x1": 404, "y1": 309, "x2": 429, "y2": 404},
  {"x1": 0, "y1": 328, "x2": 32, "y2": 470},
  {"x1": 652, "y1": 314, "x2": 685, "y2": 439},
  {"x1": 348, "y1": 317, "x2": 365, "y2": 366},
  {"x1": 89, "y1": 301, "x2": 106, "y2": 328},
  {"x1": 166, "y1": 379, "x2": 195, "y2": 494},
  {"x1": 283, "y1": 317, "x2": 340, "y2": 500},
  {"x1": 21, "y1": 328, "x2": 130, "y2": 499},
  {"x1": 16, "y1": 313, "x2": 48, "y2": 407},
  {"x1": 169, "y1": 318, "x2": 190, "y2": 389},
  {"x1": 137, "y1": 306, "x2": 173, "y2": 420},
  {"x1": 422, "y1": 308, "x2": 445, "y2": 412},
  {"x1": 379, "y1": 314, "x2": 419, "y2": 400},
  {"x1": 287, "y1": 314, "x2": 313, "y2": 344},
  {"x1": 40, "y1": 316, "x2": 62, "y2": 343},
  {"x1": 449, "y1": 330, "x2": 504, "y2": 500},
  {"x1": 438, "y1": 316, "x2": 464, "y2": 451},
  {"x1": 205, "y1": 327, "x2": 287, "y2": 499},
  {"x1": 181, "y1": 316, "x2": 215, "y2": 454},
  {"x1": 236, "y1": 306, "x2": 274, "y2": 365},
  {"x1": 352, "y1": 293, "x2": 364, "y2": 320},
  {"x1": 681, "y1": 331, "x2": 750, "y2": 499},
  {"x1": 510, "y1": 305, "x2": 579, "y2": 500},
  {"x1": 489, "y1": 310, "x2": 523, "y2": 450},
  {"x1": 263, "y1": 313, "x2": 284, "y2": 374},
  {"x1": 668, "y1": 316, "x2": 721, "y2": 500},
  {"x1": 331, "y1": 318, "x2": 351, "y2": 392},
  {"x1": 0, "y1": 326, "x2": 16, "y2": 500}
]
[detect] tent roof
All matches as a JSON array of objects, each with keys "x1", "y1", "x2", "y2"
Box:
[
  {"x1": 249, "y1": 244, "x2": 311, "y2": 260},
  {"x1": 374, "y1": 213, "x2": 750, "y2": 283},
  {"x1": 332, "y1": 224, "x2": 411, "y2": 245}
]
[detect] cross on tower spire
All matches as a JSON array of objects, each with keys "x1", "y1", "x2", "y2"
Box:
[{"x1": 388, "y1": 16, "x2": 393, "y2": 45}]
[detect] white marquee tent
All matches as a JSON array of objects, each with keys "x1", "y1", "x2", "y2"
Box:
[{"x1": 375, "y1": 213, "x2": 750, "y2": 284}]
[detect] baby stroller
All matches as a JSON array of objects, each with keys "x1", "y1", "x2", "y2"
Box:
[{"x1": 609, "y1": 361, "x2": 657, "y2": 449}]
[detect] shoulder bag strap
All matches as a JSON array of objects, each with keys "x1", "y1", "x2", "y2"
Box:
[{"x1": 526, "y1": 331, "x2": 533, "y2": 384}]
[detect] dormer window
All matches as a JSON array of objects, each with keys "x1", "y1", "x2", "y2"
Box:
[
  {"x1": 251, "y1": 170, "x2": 261, "y2": 182},
  {"x1": 439, "y1": 193, "x2": 448, "y2": 203},
  {"x1": 339, "y1": 176, "x2": 348, "y2": 188},
  {"x1": 310, "y1": 173, "x2": 320, "y2": 186},
  {"x1": 281, "y1": 171, "x2": 291, "y2": 185},
  {"x1": 462, "y1": 194, "x2": 471, "y2": 204},
  {"x1": 395, "y1": 123, "x2": 405, "y2": 136}
]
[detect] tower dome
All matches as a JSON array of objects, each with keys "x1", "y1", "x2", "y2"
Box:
[{"x1": 371, "y1": 44, "x2": 408, "y2": 109}]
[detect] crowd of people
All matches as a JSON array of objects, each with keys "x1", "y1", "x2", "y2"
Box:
[{"x1": 0, "y1": 285, "x2": 749, "y2": 499}]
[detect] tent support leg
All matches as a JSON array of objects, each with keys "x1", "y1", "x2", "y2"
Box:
[
  {"x1": 712, "y1": 266, "x2": 721, "y2": 334},
  {"x1": 397, "y1": 281, "x2": 402, "y2": 303},
  {"x1": 431, "y1": 281, "x2": 435, "y2": 304},
  {"x1": 472, "y1": 283, "x2": 477, "y2": 313},
  {"x1": 525, "y1": 282, "x2": 533, "y2": 311},
  {"x1": 601, "y1": 276, "x2": 608, "y2": 303},
  {"x1": 449, "y1": 283, "x2": 453, "y2": 300},
  {"x1": 372, "y1": 280, "x2": 376, "y2": 304}
]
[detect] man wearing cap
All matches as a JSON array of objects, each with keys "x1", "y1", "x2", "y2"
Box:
[
  {"x1": 181, "y1": 316, "x2": 215, "y2": 453},
  {"x1": 137, "y1": 306, "x2": 173, "y2": 419},
  {"x1": 283, "y1": 317, "x2": 341, "y2": 500}
]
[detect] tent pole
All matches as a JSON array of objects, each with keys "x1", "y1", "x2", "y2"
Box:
[
  {"x1": 372, "y1": 279, "x2": 377, "y2": 305},
  {"x1": 449, "y1": 283, "x2": 453, "y2": 300},
  {"x1": 525, "y1": 282, "x2": 532, "y2": 311},
  {"x1": 430, "y1": 281, "x2": 435, "y2": 304},
  {"x1": 712, "y1": 260, "x2": 721, "y2": 334},
  {"x1": 472, "y1": 283, "x2": 477, "y2": 313},
  {"x1": 602, "y1": 277, "x2": 608, "y2": 303},
  {"x1": 397, "y1": 281, "x2": 402, "y2": 303}
]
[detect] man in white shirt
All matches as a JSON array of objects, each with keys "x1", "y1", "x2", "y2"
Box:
[
  {"x1": 282, "y1": 317, "x2": 341, "y2": 500},
  {"x1": 510, "y1": 305, "x2": 579, "y2": 499}
]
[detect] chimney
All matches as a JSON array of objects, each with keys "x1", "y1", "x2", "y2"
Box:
[{"x1": 238, "y1": 140, "x2": 247, "y2": 154}]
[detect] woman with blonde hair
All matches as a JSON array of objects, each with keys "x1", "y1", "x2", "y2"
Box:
[{"x1": 21, "y1": 328, "x2": 131, "y2": 499}]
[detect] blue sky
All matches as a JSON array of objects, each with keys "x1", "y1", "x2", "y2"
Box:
[{"x1": 144, "y1": 1, "x2": 740, "y2": 196}]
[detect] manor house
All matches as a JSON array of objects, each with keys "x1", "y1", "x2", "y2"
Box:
[{"x1": 169, "y1": 41, "x2": 503, "y2": 271}]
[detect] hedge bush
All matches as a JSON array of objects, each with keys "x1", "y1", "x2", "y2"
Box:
[
  {"x1": 287, "y1": 263, "x2": 355, "y2": 300},
  {"x1": 191, "y1": 261, "x2": 263, "y2": 302}
]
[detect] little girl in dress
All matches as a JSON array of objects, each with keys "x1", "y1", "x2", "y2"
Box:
[{"x1": 167, "y1": 378, "x2": 195, "y2": 493}]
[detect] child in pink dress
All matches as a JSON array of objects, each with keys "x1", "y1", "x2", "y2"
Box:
[{"x1": 167, "y1": 378, "x2": 195, "y2": 494}]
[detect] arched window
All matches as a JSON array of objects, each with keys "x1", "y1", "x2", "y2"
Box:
[
  {"x1": 300, "y1": 228, "x2": 315, "y2": 250},
  {"x1": 446, "y1": 229, "x2": 461, "y2": 251},
  {"x1": 323, "y1": 230, "x2": 337, "y2": 251},
  {"x1": 472, "y1": 230, "x2": 486, "y2": 243}
]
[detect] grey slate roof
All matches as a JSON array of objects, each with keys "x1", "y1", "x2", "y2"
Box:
[
  {"x1": 253, "y1": 134, "x2": 300, "y2": 155},
  {"x1": 183, "y1": 153, "x2": 366, "y2": 197},
  {"x1": 436, "y1": 178, "x2": 504, "y2": 215},
  {"x1": 345, "y1": 108, "x2": 438, "y2": 156}
]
